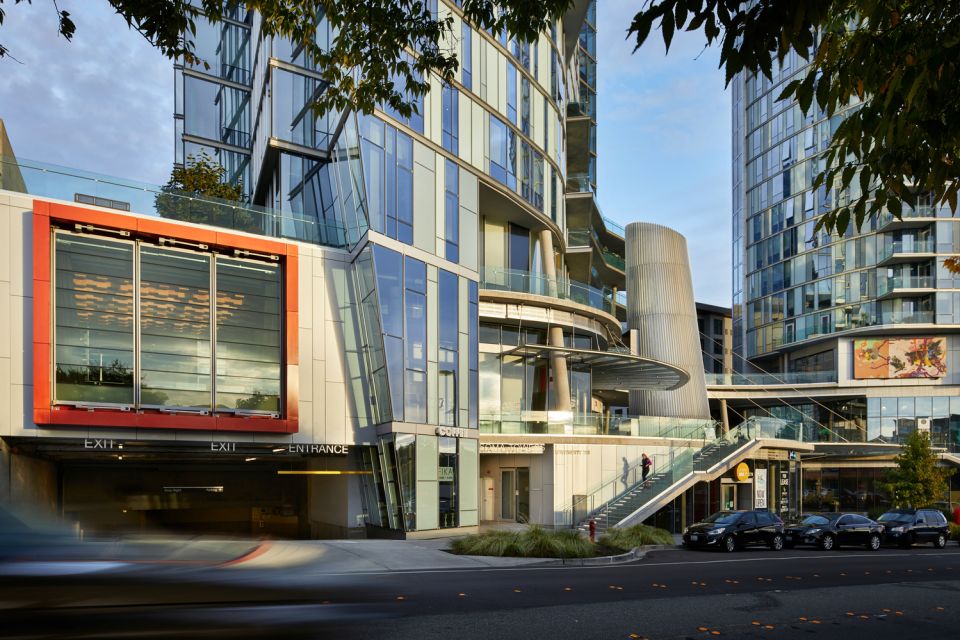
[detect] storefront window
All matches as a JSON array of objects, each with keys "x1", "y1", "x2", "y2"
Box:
[{"x1": 394, "y1": 434, "x2": 417, "y2": 531}]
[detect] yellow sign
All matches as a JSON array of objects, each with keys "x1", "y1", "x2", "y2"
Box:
[{"x1": 734, "y1": 462, "x2": 751, "y2": 482}]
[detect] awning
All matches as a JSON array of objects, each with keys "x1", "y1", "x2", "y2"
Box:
[{"x1": 502, "y1": 344, "x2": 688, "y2": 391}]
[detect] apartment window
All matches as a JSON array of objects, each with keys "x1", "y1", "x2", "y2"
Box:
[
  {"x1": 404, "y1": 256, "x2": 428, "y2": 423},
  {"x1": 468, "y1": 281, "x2": 478, "y2": 429},
  {"x1": 461, "y1": 22, "x2": 472, "y2": 90},
  {"x1": 441, "y1": 83, "x2": 459, "y2": 155},
  {"x1": 439, "y1": 270, "x2": 459, "y2": 426},
  {"x1": 374, "y1": 246, "x2": 404, "y2": 420},
  {"x1": 360, "y1": 115, "x2": 413, "y2": 244},
  {"x1": 520, "y1": 76, "x2": 531, "y2": 135},
  {"x1": 53, "y1": 231, "x2": 282, "y2": 414},
  {"x1": 489, "y1": 115, "x2": 516, "y2": 189},
  {"x1": 506, "y1": 62, "x2": 517, "y2": 125},
  {"x1": 444, "y1": 160, "x2": 460, "y2": 263}
]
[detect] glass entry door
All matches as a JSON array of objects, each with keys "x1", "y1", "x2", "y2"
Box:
[
  {"x1": 721, "y1": 484, "x2": 737, "y2": 511},
  {"x1": 500, "y1": 468, "x2": 530, "y2": 522},
  {"x1": 500, "y1": 470, "x2": 515, "y2": 520}
]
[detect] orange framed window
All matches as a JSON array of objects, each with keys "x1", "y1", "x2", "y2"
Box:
[{"x1": 33, "y1": 200, "x2": 299, "y2": 434}]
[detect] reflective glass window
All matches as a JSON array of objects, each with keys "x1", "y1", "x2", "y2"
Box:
[
  {"x1": 441, "y1": 84, "x2": 459, "y2": 155},
  {"x1": 444, "y1": 160, "x2": 460, "y2": 263},
  {"x1": 139, "y1": 246, "x2": 212, "y2": 408},
  {"x1": 461, "y1": 22, "x2": 472, "y2": 90},
  {"x1": 215, "y1": 257, "x2": 282, "y2": 413},
  {"x1": 439, "y1": 270, "x2": 459, "y2": 426},
  {"x1": 54, "y1": 234, "x2": 135, "y2": 405}
]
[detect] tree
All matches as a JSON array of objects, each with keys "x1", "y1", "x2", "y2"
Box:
[
  {"x1": 885, "y1": 430, "x2": 954, "y2": 508},
  {"x1": 155, "y1": 152, "x2": 259, "y2": 232},
  {"x1": 0, "y1": 0, "x2": 571, "y2": 119}
]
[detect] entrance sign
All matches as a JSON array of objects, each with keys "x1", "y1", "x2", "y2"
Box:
[{"x1": 479, "y1": 443, "x2": 545, "y2": 455}]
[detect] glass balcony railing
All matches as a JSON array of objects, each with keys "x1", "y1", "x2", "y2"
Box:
[
  {"x1": 877, "y1": 274, "x2": 935, "y2": 296},
  {"x1": 705, "y1": 371, "x2": 838, "y2": 386},
  {"x1": 601, "y1": 216, "x2": 625, "y2": 237},
  {"x1": 0, "y1": 156, "x2": 364, "y2": 248},
  {"x1": 567, "y1": 226, "x2": 625, "y2": 271},
  {"x1": 876, "y1": 206, "x2": 937, "y2": 230},
  {"x1": 480, "y1": 413, "x2": 719, "y2": 438},
  {"x1": 479, "y1": 267, "x2": 618, "y2": 315},
  {"x1": 879, "y1": 309, "x2": 935, "y2": 324},
  {"x1": 565, "y1": 173, "x2": 595, "y2": 194},
  {"x1": 878, "y1": 238, "x2": 936, "y2": 262}
]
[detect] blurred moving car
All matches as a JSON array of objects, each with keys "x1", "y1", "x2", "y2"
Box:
[
  {"x1": 877, "y1": 508, "x2": 950, "y2": 548},
  {"x1": 784, "y1": 513, "x2": 883, "y2": 550},
  {"x1": 682, "y1": 510, "x2": 785, "y2": 552}
]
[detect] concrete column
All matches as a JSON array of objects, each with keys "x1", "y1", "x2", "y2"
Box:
[
  {"x1": 626, "y1": 222, "x2": 710, "y2": 419},
  {"x1": 721, "y1": 399, "x2": 731, "y2": 434},
  {"x1": 538, "y1": 229, "x2": 570, "y2": 412}
]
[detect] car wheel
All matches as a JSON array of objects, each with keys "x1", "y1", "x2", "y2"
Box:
[
  {"x1": 723, "y1": 535, "x2": 736, "y2": 553},
  {"x1": 934, "y1": 533, "x2": 947, "y2": 549},
  {"x1": 769, "y1": 534, "x2": 784, "y2": 551},
  {"x1": 866, "y1": 534, "x2": 881, "y2": 551},
  {"x1": 819, "y1": 534, "x2": 835, "y2": 551}
]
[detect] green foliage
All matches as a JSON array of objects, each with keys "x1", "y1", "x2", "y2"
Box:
[
  {"x1": 950, "y1": 523, "x2": 960, "y2": 541},
  {"x1": 628, "y1": 1, "x2": 960, "y2": 238},
  {"x1": 599, "y1": 524, "x2": 675, "y2": 551},
  {"x1": 1, "y1": 1, "x2": 571, "y2": 118},
  {"x1": 155, "y1": 153, "x2": 260, "y2": 232},
  {"x1": 884, "y1": 430, "x2": 955, "y2": 508},
  {"x1": 450, "y1": 525, "x2": 594, "y2": 558}
]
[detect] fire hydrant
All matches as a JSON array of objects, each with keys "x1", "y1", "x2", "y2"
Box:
[{"x1": 588, "y1": 519, "x2": 597, "y2": 543}]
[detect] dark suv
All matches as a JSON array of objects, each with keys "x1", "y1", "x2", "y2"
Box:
[
  {"x1": 683, "y1": 510, "x2": 785, "y2": 552},
  {"x1": 784, "y1": 513, "x2": 884, "y2": 550},
  {"x1": 877, "y1": 508, "x2": 950, "y2": 548}
]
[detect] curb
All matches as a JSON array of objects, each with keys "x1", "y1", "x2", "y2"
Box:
[
  {"x1": 218, "y1": 541, "x2": 272, "y2": 567},
  {"x1": 533, "y1": 544, "x2": 679, "y2": 567}
]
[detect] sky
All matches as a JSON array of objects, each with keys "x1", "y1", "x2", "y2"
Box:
[{"x1": 0, "y1": 1, "x2": 731, "y2": 306}]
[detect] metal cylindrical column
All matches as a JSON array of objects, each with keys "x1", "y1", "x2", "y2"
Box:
[{"x1": 625, "y1": 222, "x2": 710, "y2": 419}]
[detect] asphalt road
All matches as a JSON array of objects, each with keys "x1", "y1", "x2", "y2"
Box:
[{"x1": 3, "y1": 545, "x2": 960, "y2": 639}]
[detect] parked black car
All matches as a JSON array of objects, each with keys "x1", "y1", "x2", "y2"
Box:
[
  {"x1": 877, "y1": 508, "x2": 950, "y2": 548},
  {"x1": 683, "y1": 510, "x2": 785, "y2": 552},
  {"x1": 784, "y1": 513, "x2": 883, "y2": 550}
]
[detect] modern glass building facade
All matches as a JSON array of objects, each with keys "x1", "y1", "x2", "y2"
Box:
[{"x1": 724, "y1": 47, "x2": 960, "y2": 501}]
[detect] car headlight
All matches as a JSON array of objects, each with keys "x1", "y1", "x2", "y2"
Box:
[
  {"x1": 709, "y1": 527, "x2": 725, "y2": 535},
  {"x1": 683, "y1": 527, "x2": 689, "y2": 534},
  {"x1": 890, "y1": 526, "x2": 905, "y2": 533}
]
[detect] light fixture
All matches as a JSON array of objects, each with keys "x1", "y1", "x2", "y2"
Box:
[
  {"x1": 245, "y1": 457, "x2": 258, "y2": 462},
  {"x1": 117, "y1": 455, "x2": 123, "y2": 460},
  {"x1": 272, "y1": 447, "x2": 286, "y2": 453}
]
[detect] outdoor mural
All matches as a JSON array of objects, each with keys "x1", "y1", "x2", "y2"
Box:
[{"x1": 853, "y1": 337, "x2": 948, "y2": 379}]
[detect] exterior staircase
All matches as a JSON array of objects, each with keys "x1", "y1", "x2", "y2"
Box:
[{"x1": 576, "y1": 423, "x2": 763, "y2": 535}]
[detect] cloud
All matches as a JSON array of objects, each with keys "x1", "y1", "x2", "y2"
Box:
[{"x1": 0, "y1": 0, "x2": 172, "y2": 184}]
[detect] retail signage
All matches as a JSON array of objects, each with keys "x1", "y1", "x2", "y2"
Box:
[
  {"x1": 853, "y1": 337, "x2": 947, "y2": 379},
  {"x1": 765, "y1": 450, "x2": 788, "y2": 461},
  {"x1": 438, "y1": 466, "x2": 455, "y2": 482},
  {"x1": 479, "y1": 443, "x2": 546, "y2": 455},
  {"x1": 436, "y1": 427, "x2": 470, "y2": 438},
  {"x1": 754, "y1": 466, "x2": 768, "y2": 509},
  {"x1": 734, "y1": 462, "x2": 751, "y2": 482}
]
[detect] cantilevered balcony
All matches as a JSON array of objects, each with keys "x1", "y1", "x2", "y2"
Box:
[
  {"x1": 479, "y1": 266, "x2": 619, "y2": 316},
  {"x1": 877, "y1": 239, "x2": 936, "y2": 266},
  {"x1": 876, "y1": 206, "x2": 937, "y2": 231},
  {"x1": 876, "y1": 274, "x2": 935, "y2": 299}
]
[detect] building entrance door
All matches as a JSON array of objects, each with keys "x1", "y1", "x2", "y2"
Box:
[
  {"x1": 721, "y1": 483, "x2": 737, "y2": 511},
  {"x1": 500, "y1": 468, "x2": 530, "y2": 522}
]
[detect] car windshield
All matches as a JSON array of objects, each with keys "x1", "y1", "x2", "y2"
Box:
[
  {"x1": 703, "y1": 512, "x2": 740, "y2": 525},
  {"x1": 878, "y1": 512, "x2": 913, "y2": 523},
  {"x1": 800, "y1": 515, "x2": 832, "y2": 526}
]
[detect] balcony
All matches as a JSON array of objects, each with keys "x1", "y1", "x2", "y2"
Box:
[
  {"x1": 1, "y1": 155, "x2": 362, "y2": 248},
  {"x1": 876, "y1": 274, "x2": 935, "y2": 298},
  {"x1": 566, "y1": 172, "x2": 595, "y2": 194},
  {"x1": 876, "y1": 206, "x2": 937, "y2": 231},
  {"x1": 480, "y1": 267, "x2": 618, "y2": 316},
  {"x1": 705, "y1": 371, "x2": 837, "y2": 387},
  {"x1": 878, "y1": 309, "x2": 935, "y2": 325},
  {"x1": 480, "y1": 413, "x2": 717, "y2": 438},
  {"x1": 877, "y1": 238, "x2": 936, "y2": 265}
]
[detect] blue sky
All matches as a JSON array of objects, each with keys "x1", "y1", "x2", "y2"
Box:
[{"x1": 0, "y1": 1, "x2": 731, "y2": 306}]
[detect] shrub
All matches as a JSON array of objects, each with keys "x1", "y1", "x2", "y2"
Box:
[
  {"x1": 599, "y1": 524, "x2": 674, "y2": 551},
  {"x1": 949, "y1": 523, "x2": 960, "y2": 541},
  {"x1": 450, "y1": 525, "x2": 594, "y2": 558}
]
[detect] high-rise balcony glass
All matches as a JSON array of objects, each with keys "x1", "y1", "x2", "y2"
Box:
[
  {"x1": 566, "y1": 173, "x2": 595, "y2": 194},
  {"x1": 876, "y1": 275, "x2": 935, "y2": 296},
  {"x1": 878, "y1": 238, "x2": 935, "y2": 262},
  {"x1": 876, "y1": 206, "x2": 937, "y2": 230},
  {"x1": 705, "y1": 371, "x2": 838, "y2": 386},
  {"x1": 479, "y1": 267, "x2": 617, "y2": 315},
  {"x1": 878, "y1": 309, "x2": 935, "y2": 324}
]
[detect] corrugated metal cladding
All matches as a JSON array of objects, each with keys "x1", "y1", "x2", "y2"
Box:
[{"x1": 625, "y1": 222, "x2": 711, "y2": 419}]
